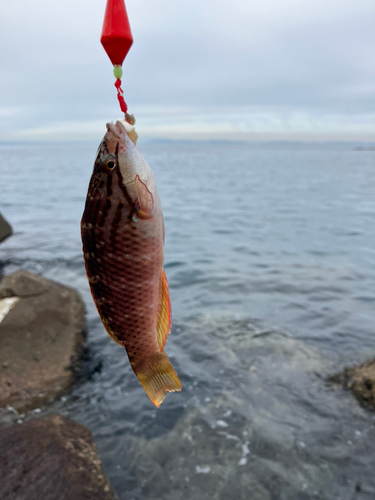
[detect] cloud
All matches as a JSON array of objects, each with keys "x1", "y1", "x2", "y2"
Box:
[
  {"x1": 1, "y1": 0, "x2": 374, "y2": 141},
  {"x1": 3, "y1": 106, "x2": 374, "y2": 142}
]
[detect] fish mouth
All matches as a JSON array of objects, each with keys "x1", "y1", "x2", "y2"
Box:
[
  {"x1": 105, "y1": 120, "x2": 135, "y2": 154},
  {"x1": 104, "y1": 121, "x2": 126, "y2": 155},
  {"x1": 106, "y1": 121, "x2": 125, "y2": 140}
]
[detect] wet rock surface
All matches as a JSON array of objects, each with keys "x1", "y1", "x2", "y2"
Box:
[
  {"x1": 0, "y1": 270, "x2": 86, "y2": 411},
  {"x1": 331, "y1": 359, "x2": 375, "y2": 410},
  {"x1": 0, "y1": 212, "x2": 12, "y2": 243},
  {"x1": 0, "y1": 413, "x2": 115, "y2": 500}
]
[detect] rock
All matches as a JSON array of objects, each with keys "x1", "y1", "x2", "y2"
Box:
[
  {"x1": 112, "y1": 316, "x2": 375, "y2": 500},
  {"x1": 0, "y1": 413, "x2": 115, "y2": 500},
  {"x1": 0, "y1": 213, "x2": 12, "y2": 243},
  {"x1": 331, "y1": 359, "x2": 375, "y2": 410},
  {"x1": 129, "y1": 396, "x2": 272, "y2": 500},
  {"x1": 0, "y1": 270, "x2": 86, "y2": 411}
]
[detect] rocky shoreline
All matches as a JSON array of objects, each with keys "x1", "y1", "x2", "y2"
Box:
[
  {"x1": 0, "y1": 213, "x2": 116, "y2": 499},
  {"x1": 0, "y1": 213, "x2": 12, "y2": 244},
  {"x1": 0, "y1": 267, "x2": 117, "y2": 499},
  {"x1": 0, "y1": 413, "x2": 116, "y2": 500},
  {"x1": 0, "y1": 270, "x2": 86, "y2": 412}
]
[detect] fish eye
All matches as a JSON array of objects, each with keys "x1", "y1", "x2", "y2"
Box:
[{"x1": 106, "y1": 160, "x2": 116, "y2": 171}]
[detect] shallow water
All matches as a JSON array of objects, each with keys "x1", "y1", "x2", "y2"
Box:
[{"x1": 1, "y1": 140, "x2": 375, "y2": 499}]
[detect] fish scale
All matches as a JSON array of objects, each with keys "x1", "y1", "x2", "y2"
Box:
[
  {"x1": 84, "y1": 220, "x2": 159, "y2": 354},
  {"x1": 81, "y1": 120, "x2": 181, "y2": 406}
]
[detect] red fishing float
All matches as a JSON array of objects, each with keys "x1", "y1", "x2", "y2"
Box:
[{"x1": 101, "y1": 0, "x2": 133, "y2": 116}]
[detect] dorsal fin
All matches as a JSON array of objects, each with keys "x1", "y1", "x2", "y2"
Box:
[
  {"x1": 157, "y1": 269, "x2": 172, "y2": 350},
  {"x1": 135, "y1": 175, "x2": 154, "y2": 216}
]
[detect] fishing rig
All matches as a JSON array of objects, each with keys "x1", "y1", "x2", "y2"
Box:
[{"x1": 101, "y1": 0, "x2": 134, "y2": 125}]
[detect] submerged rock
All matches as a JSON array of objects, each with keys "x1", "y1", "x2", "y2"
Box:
[
  {"x1": 0, "y1": 212, "x2": 12, "y2": 243},
  {"x1": 331, "y1": 359, "x2": 375, "y2": 410},
  {"x1": 0, "y1": 413, "x2": 115, "y2": 500},
  {"x1": 0, "y1": 270, "x2": 86, "y2": 411},
  {"x1": 108, "y1": 316, "x2": 375, "y2": 500}
]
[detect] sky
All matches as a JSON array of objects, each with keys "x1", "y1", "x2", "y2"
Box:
[{"x1": 1, "y1": 0, "x2": 374, "y2": 141}]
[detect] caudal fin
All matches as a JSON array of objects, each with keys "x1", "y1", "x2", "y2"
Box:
[{"x1": 133, "y1": 351, "x2": 182, "y2": 407}]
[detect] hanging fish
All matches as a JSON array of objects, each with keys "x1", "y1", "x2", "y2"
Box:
[{"x1": 81, "y1": 119, "x2": 181, "y2": 406}]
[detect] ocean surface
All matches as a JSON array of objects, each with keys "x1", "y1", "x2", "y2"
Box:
[{"x1": 1, "y1": 140, "x2": 375, "y2": 499}]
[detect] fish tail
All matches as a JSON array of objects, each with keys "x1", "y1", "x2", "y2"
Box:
[{"x1": 132, "y1": 351, "x2": 182, "y2": 407}]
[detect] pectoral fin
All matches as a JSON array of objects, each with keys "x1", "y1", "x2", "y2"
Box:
[
  {"x1": 135, "y1": 175, "x2": 154, "y2": 216},
  {"x1": 157, "y1": 269, "x2": 172, "y2": 350}
]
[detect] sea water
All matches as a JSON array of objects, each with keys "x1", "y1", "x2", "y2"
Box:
[{"x1": 1, "y1": 140, "x2": 375, "y2": 499}]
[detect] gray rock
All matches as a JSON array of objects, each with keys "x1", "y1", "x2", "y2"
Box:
[
  {"x1": 0, "y1": 270, "x2": 86, "y2": 411},
  {"x1": 0, "y1": 413, "x2": 116, "y2": 500},
  {"x1": 0, "y1": 213, "x2": 12, "y2": 243},
  {"x1": 0, "y1": 270, "x2": 49, "y2": 298},
  {"x1": 116, "y1": 316, "x2": 375, "y2": 500}
]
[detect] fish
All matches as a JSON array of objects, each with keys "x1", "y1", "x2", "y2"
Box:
[{"x1": 81, "y1": 119, "x2": 181, "y2": 406}]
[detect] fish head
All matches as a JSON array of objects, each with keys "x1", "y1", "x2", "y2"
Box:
[
  {"x1": 92, "y1": 120, "x2": 145, "y2": 186},
  {"x1": 86, "y1": 120, "x2": 156, "y2": 219}
]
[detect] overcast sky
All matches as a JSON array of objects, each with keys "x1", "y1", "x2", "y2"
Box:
[{"x1": 1, "y1": 0, "x2": 374, "y2": 141}]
